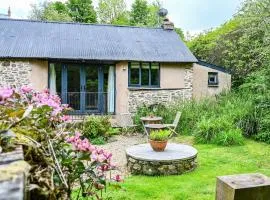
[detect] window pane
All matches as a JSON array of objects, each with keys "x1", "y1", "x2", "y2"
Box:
[
  {"x1": 67, "y1": 64, "x2": 81, "y2": 110},
  {"x1": 54, "y1": 63, "x2": 62, "y2": 95},
  {"x1": 151, "y1": 63, "x2": 159, "y2": 86},
  {"x1": 141, "y1": 63, "x2": 150, "y2": 86},
  {"x1": 208, "y1": 72, "x2": 218, "y2": 85},
  {"x1": 130, "y1": 62, "x2": 140, "y2": 85}
]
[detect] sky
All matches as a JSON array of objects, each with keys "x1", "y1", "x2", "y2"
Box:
[{"x1": 0, "y1": 0, "x2": 244, "y2": 35}]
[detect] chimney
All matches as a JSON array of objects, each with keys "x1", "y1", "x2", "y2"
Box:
[
  {"x1": 161, "y1": 17, "x2": 174, "y2": 30},
  {"x1": 8, "y1": 6, "x2": 11, "y2": 18}
]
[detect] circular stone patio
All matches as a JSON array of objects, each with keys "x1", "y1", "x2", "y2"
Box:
[{"x1": 126, "y1": 143, "x2": 198, "y2": 176}]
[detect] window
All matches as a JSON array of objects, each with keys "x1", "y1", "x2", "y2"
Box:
[
  {"x1": 208, "y1": 72, "x2": 218, "y2": 86},
  {"x1": 129, "y1": 62, "x2": 160, "y2": 87},
  {"x1": 130, "y1": 62, "x2": 140, "y2": 85}
]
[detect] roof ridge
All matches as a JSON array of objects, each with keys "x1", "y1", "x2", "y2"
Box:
[{"x1": 0, "y1": 18, "x2": 163, "y2": 30}]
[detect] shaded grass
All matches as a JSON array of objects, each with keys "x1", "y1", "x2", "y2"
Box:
[{"x1": 73, "y1": 136, "x2": 270, "y2": 200}]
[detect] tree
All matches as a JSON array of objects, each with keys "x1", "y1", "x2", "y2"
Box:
[
  {"x1": 187, "y1": 0, "x2": 270, "y2": 87},
  {"x1": 28, "y1": 1, "x2": 49, "y2": 20},
  {"x1": 97, "y1": 0, "x2": 128, "y2": 24},
  {"x1": 111, "y1": 12, "x2": 130, "y2": 25},
  {"x1": 67, "y1": 0, "x2": 97, "y2": 23},
  {"x1": 175, "y1": 27, "x2": 185, "y2": 41},
  {"x1": 29, "y1": 1, "x2": 72, "y2": 22},
  {"x1": 147, "y1": 0, "x2": 162, "y2": 27},
  {"x1": 130, "y1": 0, "x2": 149, "y2": 26},
  {"x1": 43, "y1": 2, "x2": 72, "y2": 22}
]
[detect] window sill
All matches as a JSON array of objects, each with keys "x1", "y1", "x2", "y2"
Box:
[
  {"x1": 208, "y1": 84, "x2": 219, "y2": 87},
  {"x1": 128, "y1": 87, "x2": 161, "y2": 91}
]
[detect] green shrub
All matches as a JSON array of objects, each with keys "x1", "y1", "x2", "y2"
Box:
[
  {"x1": 91, "y1": 136, "x2": 106, "y2": 145},
  {"x1": 194, "y1": 116, "x2": 232, "y2": 143},
  {"x1": 83, "y1": 116, "x2": 112, "y2": 139},
  {"x1": 194, "y1": 116, "x2": 245, "y2": 146},
  {"x1": 149, "y1": 130, "x2": 171, "y2": 141},
  {"x1": 133, "y1": 90, "x2": 261, "y2": 146},
  {"x1": 176, "y1": 99, "x2": 217, "y2": 135},
  {"x1": 214, "y1": 129, "x2": 245, "y2": 146}
]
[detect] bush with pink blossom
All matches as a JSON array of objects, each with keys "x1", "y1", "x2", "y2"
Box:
[{"x1": 0, "y1": 86, "x2": 120, "y2": 199}]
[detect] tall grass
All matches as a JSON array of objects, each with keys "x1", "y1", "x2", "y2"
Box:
[{"x1": 134, "y1": 91, "x2": 258, "y2": 146}]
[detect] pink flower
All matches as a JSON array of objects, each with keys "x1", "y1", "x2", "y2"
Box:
[
  {"x1": 0, "y1": 87, "x2": 13, "y2": 104},
  {"x1": 91, "y1": 152, "x2": 98, "y2": 161},
  {"x1": 61, "y1": 115, "x2": 71, "y2": 122},
  {"x1": 103, "y1": 152, "x2": 112, "y2": 160},
  {"x1": 21, "y1": 85, "x2": 33, "y2": 93},
  {"x1": 87, "y1": 144, "x2": 96, "y2": 152},
  {"x1": 99, "y1": 164, "x2": 109, "y2": 172},
  {"x1": 113, "y1": 175, "x2": 122, "y2": 182},
  {"x1": 66, "y1": 136, "x2": 75, "y2": 143}
]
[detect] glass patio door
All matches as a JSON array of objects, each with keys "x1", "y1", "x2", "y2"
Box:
[
  {"x1": 62, "y1": 64, "x2": 82, "y2": 112},
  {"x1": 61, "y1": 64, "x2": 104, "y2": 113},
  {"x1": 84, "y1": 66, "x2": 100, "y2": 112}
]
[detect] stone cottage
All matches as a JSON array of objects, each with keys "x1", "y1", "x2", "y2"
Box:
[{"x1": 0, "y1": 18, "x2": 231, "y2": 114}]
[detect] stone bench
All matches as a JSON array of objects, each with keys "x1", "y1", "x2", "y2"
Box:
[{"x1": 216, "y1": 173, "x2": 270, "y2": 200}]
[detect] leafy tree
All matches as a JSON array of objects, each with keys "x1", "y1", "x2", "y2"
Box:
[
  {"x1": 187, "y1": 19, "x2": 240, "y2": 63},
  {"x1": 147, "y1": 0, "x2": 162, "y2": 27},
  {"x1": 67, "y1": 0, "x2": 97, "y2": 23},
  {"x1": 111, "y1": 12, "x2": 130, "y2": 25},
  {"x1": 97, "y1": 0, "x2": 128, "y2": 24},
  {"x1": 43, "y1": 2, "x2": 72, "y2": 22},
  {"x1": 130, "y1": 0, "x2": 149, "y2": 26},
  {"x1": 187, "y1": 0, "x2": 270, "y2": 87},
  {"x1": 29, "y1": 1, "x2": 49, "y2": 20},
  {"x1": 175, "y1": 27, "x2": 185, "y2": 41}
]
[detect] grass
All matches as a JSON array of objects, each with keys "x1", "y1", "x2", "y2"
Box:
[{"x1": 73, "y1": 136, "x2": 270, "y2": 200}]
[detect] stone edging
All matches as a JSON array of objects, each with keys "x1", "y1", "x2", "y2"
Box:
[{"x1": 126, "y1": 154, "x2": 197, "y2": 176}]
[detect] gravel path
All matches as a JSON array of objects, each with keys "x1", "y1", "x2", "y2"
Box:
[{"x1": 99, "y1": 134, "x2": 147, "y2": 177}]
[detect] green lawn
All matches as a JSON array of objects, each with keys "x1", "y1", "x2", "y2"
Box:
[{"x1": 74, "y1": 136, "x2": 270, "y2": 200}]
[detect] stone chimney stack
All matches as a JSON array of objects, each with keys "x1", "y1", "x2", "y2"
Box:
[
  {"x1": 161, "y1": 17, "x2": 174, "y2": 30},
  {"x1": 8, "y1": 6, "x2": 11, "y2": 18}
]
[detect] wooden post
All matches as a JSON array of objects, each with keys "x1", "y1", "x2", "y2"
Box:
[{"x1": 216, "y1": 173, "x2": 270, "y2": 200}]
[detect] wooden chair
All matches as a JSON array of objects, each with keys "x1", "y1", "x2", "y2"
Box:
[
  {"x1": 144, "y1": 112, "x2": 182, "y2": 136},
  {"x1": 113, "y1": 113, "x2": 137, "y2": 132}
]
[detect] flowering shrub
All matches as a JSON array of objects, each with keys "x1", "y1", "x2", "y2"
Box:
[
  {"x1": 0, "y1": 86, "x2": 120, "y2": 199},
  {"x1": 53, "y1": 131, "x2": 122, "y2": 198}
]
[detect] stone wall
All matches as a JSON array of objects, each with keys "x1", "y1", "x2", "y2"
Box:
[
  {"x1": 0, "y1": 146, "x2": 30, "y2": 200},
  {"x1": 0, "y1": 59, "x2": 48, "y2": 91},
  {"x1": 127, "y1": 155, "x2": 197, "y2": 176},
  {"x1": 128, "y1": 67, "x2": 193, "y2": 113},
  {"x1": 128, "y1": 88, "x2": 192, "y2": 113},
  {"x1": 0, "y1": 60, "x2": 32, "y2": 88}
]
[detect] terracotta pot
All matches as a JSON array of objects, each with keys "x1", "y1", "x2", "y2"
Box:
[{"x1": 149, "y1": 140, "x2": 168, "y2": 152}]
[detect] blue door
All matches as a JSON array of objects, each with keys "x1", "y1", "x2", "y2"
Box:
[{"x1": 62, "y1": 64, "x2": 104, "y2": 114}]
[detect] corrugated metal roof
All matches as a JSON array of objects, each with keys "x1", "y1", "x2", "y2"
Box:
[
  {"x1": 0, "y1": 18, "x2": 197, "y2": 63},
  {"x1": 198, "y1": 60, "x2": 230, "y2": 74}
]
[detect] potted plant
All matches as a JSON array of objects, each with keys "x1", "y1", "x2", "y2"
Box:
[
  {"x1": 149, "y1": 130, "x2": 171, "y2": 152},
  {"x1": 148, "y1": 112, "x2": 155, "y2": 118}
]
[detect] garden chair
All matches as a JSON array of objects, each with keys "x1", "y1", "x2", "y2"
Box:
[
  {"x1": 144, "y1": 112, "x2": 181, "y2": 136},
  {"x1": 113, "y1": 113, "x2": 137, "y2": 133}
]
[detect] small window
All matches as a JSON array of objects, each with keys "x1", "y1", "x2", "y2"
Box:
[
  {"x1": 151, "y1": 63, "x2": 159, "y2": 86},
  {"x1": 130, "y1": 62, "x2": 140, "y2": 85},
  {"x1": 141, "y1": 63, "x2": 150, "y2": 86},
  {"x1": 129, "y1": 62, "x2": 160, "y2": 87},
  {"x1": 208, "y1": 72, "x2": 218, "y2": 86}
]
